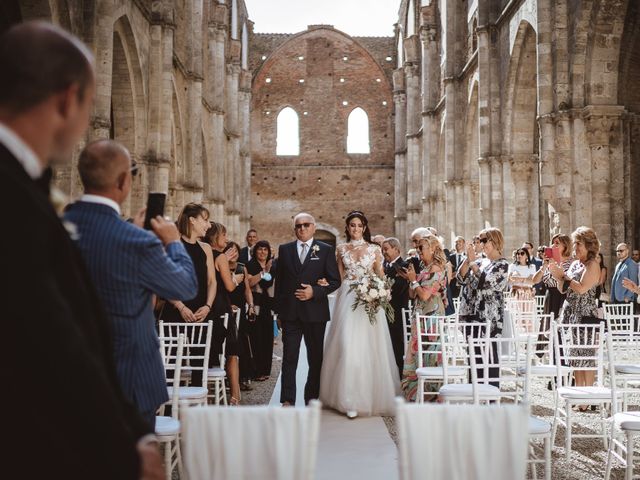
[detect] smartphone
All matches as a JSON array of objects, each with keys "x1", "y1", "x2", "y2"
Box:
[
  {"x1": 544, "y1": 247, "x2": 553, "y2": 259},
  {"x1": 235, "y1": 262, "x2": 245, "y2": 274},
  {"x1": 544, "y1": 246, "x2": 561, "y2": 262},
  {"x1": 394, "y1": 263, "x2": 408, "y2": 273},
  {"x1": 143, "y1": 192, "x2": 166, "y2": 230}
]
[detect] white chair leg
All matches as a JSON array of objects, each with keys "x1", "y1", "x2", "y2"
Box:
[
  {"x1": 417, "y1": 379, "x2": 424, "y2": 404},
  {"x1": 164, "y1": 441, "x2": 172, "y2": 480},
  {"x1": 565, "y1": 400, "x2": 572, "y2": 461},
  {"x1": 176, "y1": 435, "x2": 184, "y2": 479},
  {"x1": 625, "y1": 430, "x2": 634, "y2": 480},
  {"x1": 605, "y1": 433, "x2": 614, "y2": 480},
  {"x1": 544, "y1": 435, "x2": 551, "y2": 480},
  {"x1": 529, "y1": 443, "x2": 538, "y2": 480}
]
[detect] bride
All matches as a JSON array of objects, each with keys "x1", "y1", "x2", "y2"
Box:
[{"x1": 319, "y1": 211, "x2": 400, "y2": 418}]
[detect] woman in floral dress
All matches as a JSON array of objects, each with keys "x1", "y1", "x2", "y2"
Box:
[{"x1": 402, "y1": 234, "x2": 448, "y2": 401}]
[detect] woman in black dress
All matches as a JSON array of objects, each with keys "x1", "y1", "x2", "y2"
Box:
[
  {"x1": 247, "y1": 240, "x2": 276, "y2": 381},
  {"x1": 204, "y1": 222, "x2": 244, "y2": 405},
  {"x1": 224, "y1": 241, "x2": 256, "y2": 390},
  {"x1": 162, "y1": 203, "x2": 216, "y2": 386}
]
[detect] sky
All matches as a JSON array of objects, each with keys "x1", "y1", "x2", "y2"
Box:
[{"x1": 244, "y1": 0, "x2": 400, "y2": 37}]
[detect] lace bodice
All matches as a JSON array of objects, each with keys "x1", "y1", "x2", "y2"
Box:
[{"x1": 337, "y1": 240, "x2": 383, "y2": 281}]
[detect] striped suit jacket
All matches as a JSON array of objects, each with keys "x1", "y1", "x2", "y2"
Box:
[{"x1": 64, "y1": 200, "x2": 198, "y2": 414}]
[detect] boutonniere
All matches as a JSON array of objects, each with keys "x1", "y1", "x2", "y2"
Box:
[
  {"x1": 310, "y1": 244, "x2": 321, "y2": 259},
  {"x1": 63, "y1": 219, "x2": 80, "y2": 241}
]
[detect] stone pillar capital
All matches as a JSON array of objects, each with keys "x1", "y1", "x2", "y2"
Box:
[
  {"x1": 228, "y1": 39, "x2": 242, "y2": 65},
  {"x1": 404, "y1": 64, "x2": 420, "y2": 78},
  {"x1": 226, "y1": 62, "x2": 241, "y2": 76},
  {"x1": 419, "y1": 25, "x2": 438, "y2": 43},
  {"x1": 392, "y1": 69, "x2": 405, "y2": 91},
  {"x1": 403, "y1": 35, "x2": 421, "y2": 64},
  {"x1": 393, "y1": 92, "x2": 407, "y2": 105},
  {"x1": 509, "y1": 154, "x2": 537, "y2": 176},
  {"x1": 583, "y1": 105, "x2": 625, "y2": 147}
]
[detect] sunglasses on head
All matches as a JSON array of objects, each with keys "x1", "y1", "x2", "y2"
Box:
[
  {"x1": 478, "y1": 237, "x2": 488, "y2": 244},
  {"x1": 130, "y1": 161, "x2": 139, "y2": 177},
  {"x1": 294, "y1": 222, "x2": 313, "y2": 230}
]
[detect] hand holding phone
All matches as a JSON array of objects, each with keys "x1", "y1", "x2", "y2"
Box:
[{"x1": 144, "y1": 192, "x2": 166, "y2": 230}]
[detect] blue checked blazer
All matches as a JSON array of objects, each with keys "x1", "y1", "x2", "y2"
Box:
[{"x1": 64, "y1": 201, "x2": 197, "y2": 414}]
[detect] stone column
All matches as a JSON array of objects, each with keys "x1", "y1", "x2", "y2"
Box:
[
  {"x1": 584, "y1": 105, "x2": 625, "y2": 263},
  {"x1": 146, "y1": 4, "x2": 174, "y2": 211},
  {"x1": 510, "y1": 154, "x2": 537, "y2": 247},
  {"x1": 393, "y1": 68, "x2": 408, "y2": 246},
  {"x1": 405, "y1": 60, "x2": 422, "y2": 228},
  {"x1": 238, "y1": 69, "x2": 252, "y2": 234},
  {"x1": 225, "y1": 58, "x2": 241, "y2": 238}
]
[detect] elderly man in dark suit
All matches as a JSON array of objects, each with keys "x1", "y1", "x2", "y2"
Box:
[
  {"x1": 0, "y1": 22, "x2": 163, "y2": 479},
  {"x1": 274, "y1": 213, "x2": 341, "y2": 406},
  {"x1": 382, "y1": 237, "x2": 409, "y2": 378},
  {"x1": 64, "y1": 139, "x2": 198, "y2": 427},
  {"x1": 238, "y1": 228, "x2": 258, "y2": 264}
]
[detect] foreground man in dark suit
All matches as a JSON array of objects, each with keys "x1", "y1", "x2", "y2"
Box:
[
  {"x1": 0, "y1": 22, "x2": 163, "y2": 479},
  {"x1": 64, "y1": 140, "x2": 198, "y2": 427},
  {"x1": 275, "y1": 213, "x2": 340, "y2": 405}
]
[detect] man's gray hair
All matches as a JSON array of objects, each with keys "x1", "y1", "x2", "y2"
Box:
[
  {"x1": 293, "y1": 212, "x2": 316, "y2": 225},
  {"x1": 410, "y1": 227, "x2": 431, "y2": 238},
  {"x1": 383, "y1": 237, "x2": 401, "y2": 250}
]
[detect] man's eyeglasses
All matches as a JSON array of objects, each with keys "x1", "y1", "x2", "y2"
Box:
[
  {"x1": 130, "y1": 161, "x2": 139, "y2": 177},
  {"x1": 294, "y1": 222, "x2": 313, "y2": 230},
  {"x1": 616, "y1": 249, "x2": 627, "y2": 253},
  {"x1": 478, "y1": 237, "x2": 488, "y2": 244}
]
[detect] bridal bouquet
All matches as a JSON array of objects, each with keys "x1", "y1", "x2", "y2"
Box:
[{"x1": 348, "y1": 270, "x2": 395, "y2": 325}]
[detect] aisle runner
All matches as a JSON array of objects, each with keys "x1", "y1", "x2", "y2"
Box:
[{"x1": 268, "y1": 293, "x2": 399, "y2": 480}]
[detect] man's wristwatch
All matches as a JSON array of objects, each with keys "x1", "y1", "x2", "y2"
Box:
[{"x1": 410, "y1": 281, "x2": 420, "y2": 290}]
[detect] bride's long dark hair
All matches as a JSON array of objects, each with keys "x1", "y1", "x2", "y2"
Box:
[{"x1": 344, "y1": 210, "x2": 372, "y2": 243}]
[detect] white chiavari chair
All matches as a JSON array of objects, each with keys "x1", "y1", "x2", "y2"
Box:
[
  {"x1": 156, "y1": 334, "x2": 185, "y2": 480},
  {"x1": 604, "y1": 332, "x2": 640, "y2": 480},
  {"x1": 414, "y1": 315, "x2": 466, "y2": 403},
  {"x1": 469, "y1": 336, "x2": 551, "y2": 480},
  {"x1": 551, "y1": 322, "x2": 611, "y2": 460},
  {"x1": 207, "y1": 313, "x2": 229, "y2": 405},
  {"x1": 158, "y1": 320, "x2": 213, "y2": 407}
]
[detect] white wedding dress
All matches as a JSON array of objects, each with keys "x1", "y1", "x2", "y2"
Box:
[{"x1": 319, "y1": 240, "x2": 400, "y2": 416}]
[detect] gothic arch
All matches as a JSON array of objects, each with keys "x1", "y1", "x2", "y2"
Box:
[
  {"x1": 276, "y1": 106, "x2": 300, "y2": 156},
  {"x1": 346, "y1": 107, "x2": 370, "y2": 154}
]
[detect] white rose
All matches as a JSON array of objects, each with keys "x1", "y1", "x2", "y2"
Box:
[
  {"x1": 358, "y1": 285, "x2": 367, "y2": 294},
  {"x1": 369, "y1": 289, "x2": 379, "y2": 299},
  {"x1": 379, "y1": 289, "x2": 387, "y2": 298},
  {"x1": 364, "y1": 294, "x2": 372, "y2": 302}
]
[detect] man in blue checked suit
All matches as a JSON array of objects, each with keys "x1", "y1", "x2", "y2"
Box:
[{"x1": 64, "y1": 139, "x2": 198, "y2": 427}]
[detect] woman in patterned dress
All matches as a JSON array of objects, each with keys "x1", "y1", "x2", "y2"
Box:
[
  {"x1": 549, "y1": 227, "x2": 601, "y2": 398},
  {"x1": 402, "y1": 234, "x2": 447, "y2": 401},
  {"x1": 458, "y1": 228, "x2": 510, "y2": 385}
]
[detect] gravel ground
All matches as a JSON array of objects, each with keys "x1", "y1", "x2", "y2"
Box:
[{"x1": 235, "y1": 335, "x2": 638, "y2": 479}]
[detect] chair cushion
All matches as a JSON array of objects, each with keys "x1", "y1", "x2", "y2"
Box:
[
  {"x1": 208, "y1": 367, "x2": 226, "y2": 378},
  {"x1": 155, "y1": 415, "x2": 180, "y2": 436},
  {"x1": 613, "y1": 412, "x2": 640, "y2": 431},
  {"x1": 438, "y1": 383, "x2": 500, "y2": 398},
  {"x1": 529, "y1": 416, "x2": 551, "y2": 435},
  {"x1": 416, "y1": 366, "x2": 466, "y2": 378},
  {"x1": 557, "y1": 386, "x2": 611, "y2": 400},
  {"x1": 167, "y1": 386, "x2": 208, "y2": 399},
  {"x1": 615, "y1": 364, "x2": 640, "y2": 375}
]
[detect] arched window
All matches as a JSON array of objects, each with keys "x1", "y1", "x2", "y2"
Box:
[
  {"x1": 276, "y1": 107, "x2": 299, "y2": 156},
  {"x1": 347, "y1": 107, "x2": 370, "y2": 154}
]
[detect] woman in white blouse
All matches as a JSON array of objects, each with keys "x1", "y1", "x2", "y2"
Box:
[{"x1": 508, "y1": 248, "x2": 537, "y2": 297}]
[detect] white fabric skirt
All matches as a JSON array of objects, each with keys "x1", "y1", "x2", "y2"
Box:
[{"x1": 319, "y1": 282, "x2": 400, "y2": 416}]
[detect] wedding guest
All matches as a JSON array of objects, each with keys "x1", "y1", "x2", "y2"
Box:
[
  {"x1": 531, "y1": 234, "x2": 573, "y2": 319},
  {"x1": 448, "y1": 236, "x2": 466, "y2": 298},
  {"x1": 632, "y1": 249, "x2": 640, "y2": 264},
  {"x1": 611, "y1": 243, "x2": 638, "y2": 305},
  {"x1": 247, "y1": 240, "x2": 276, "y2": 381},
  {"x1": 0, "y1": 21, "x2": 162, "y2": 478},
  {"x1": 549, "y1": 227, "x2": 601, "y2": 401},
  {"x1": 595, "y1": 253, "x2": 608, "y2": 306},
  {"x1": 402, "y1": 234, "x2": 447, "y2": 401},
  {"x1": 381, "y1": 237, "x2": 409, "y2": 378},
  {"x1": 371, "y1": 234, "x2": 386, "y2": 247},
  {"x1": 224, "y1": 240, "x2": 256, "y2": 391},
  {"x1": 161, "y1": 203, "x2": 216, "y2": 388},
  {"x1": 458, "y1": 228, "x2": 510, "y2": 384},
  {"x1": 204, "y1": 222, "x2": 243, "y2": 405},
  {"x1": 65, "y1": 139, "x2": 197, "y2": 427},
  {"x1": 508, "y1": 248, "x2": 536, "y2": 297},
  {"x1": 239, "y1": 228, "x2": 258, "y2": 264}
]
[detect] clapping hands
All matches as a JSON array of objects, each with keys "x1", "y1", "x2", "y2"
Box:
[{"x1": 622, "y1": 277, "x2": 639, "y2": 294}]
